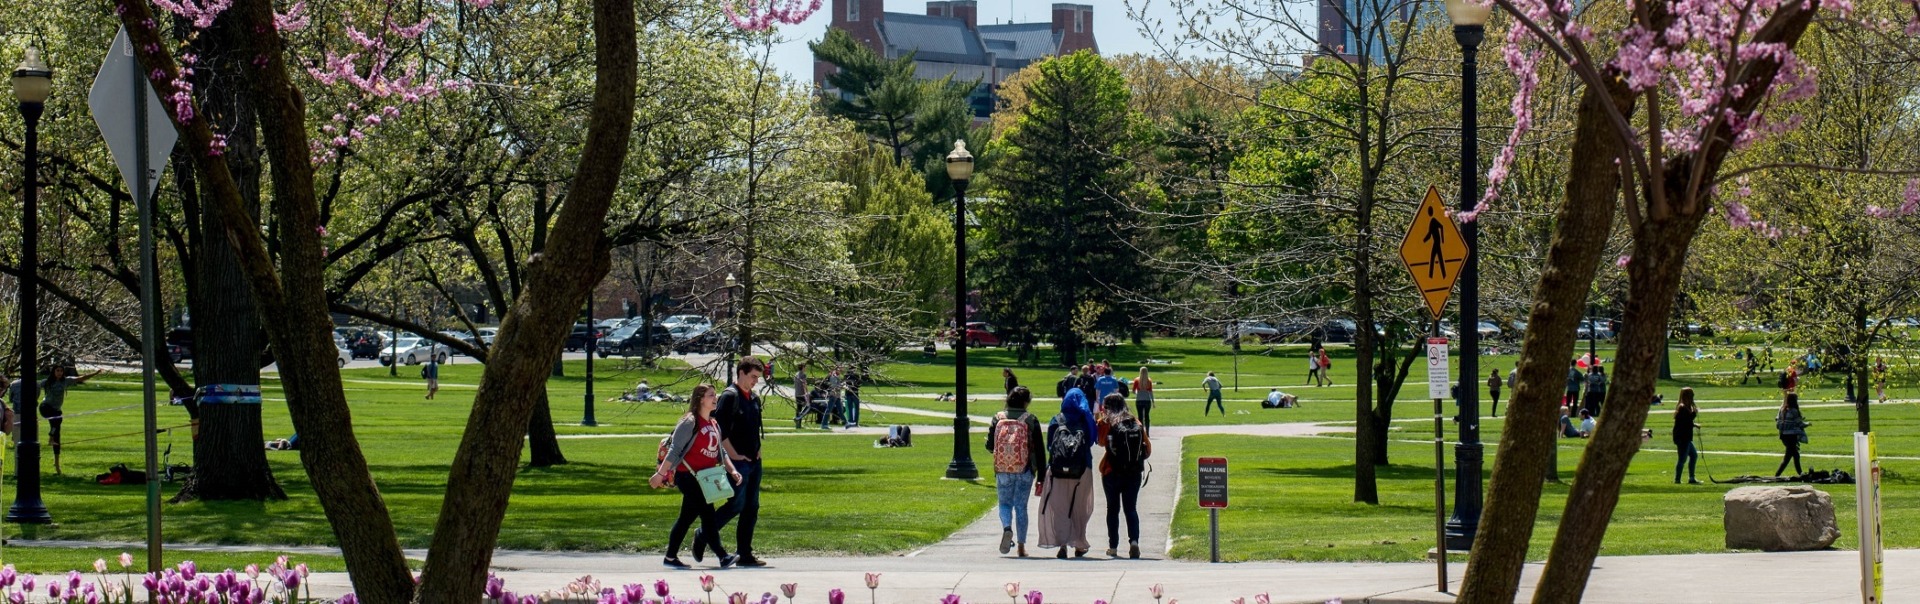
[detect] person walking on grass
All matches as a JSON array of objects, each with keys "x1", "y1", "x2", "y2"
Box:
[
  {"x1": 1133, "y1": 367, "x2": 1155, "y2": 436},
  {"x1": 1097, "y1": 393, "x2": 1150, "y2": 559},
  {"x1": 1673, "y1": 387, "x2": 1702, "y2": 484},
  {"x1": 1003, "y1": 368, "x2": 1020, "y2": 395},
  {"x1": 421, "y1": 358, "x2": 440, "y2": 400},
  {"x1": 1582, "y1": 365, "x2": 1608, "y2": 419},
  {"x1": 1741, "y1": 348, "x2": 1761, "y2": 385},
  {"x1": 713, "y1": 356, "x2": 769, "y2": 567},
  {"x1": 790, "y1": 362, "x2": 809, "y2": 425},
  {"x1": 1487, "y1": 369, "x2": 1504, "y2": 417},
  {"x1": 1038, "y1": 389, "x2": 1096, "y2": 559},
  {"x1": 1564, "y1": 359, "x2": 1582, "y2": 408},
  {"x1": 1306, "y1": 346, "x2": 1323, "y2": 387},
  {"x1": 1318, "y1": 347, "x2": 1335, "y2": 387},
  {"x1": 40, "y1": 365, "x2": 104, "y2": 474},
  {"x1": 1774, "y1": 393, "x2": 1809, "y2": 477},
  {"x1": 1874, "y1": 357, "x2": 1889, "y2": 403},
  {"x1": 651, "y1": 384, "x2": 741, "y2": 569},
  {"x1": 1203, "y1": 372, "x2": 1225, "y2": 416},
  {"x1": 987, "y1": 386, "x2": 1046, "y2": 558}
]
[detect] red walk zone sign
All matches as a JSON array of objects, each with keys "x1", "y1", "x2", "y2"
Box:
[{"x1": 1398, "y1": 186, "x2": 1469, "y2": 319}]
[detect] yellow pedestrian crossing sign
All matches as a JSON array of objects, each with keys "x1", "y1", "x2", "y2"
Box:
[{"x1": 1399, "y1": 186, "x2": 1469, "y2": 319}]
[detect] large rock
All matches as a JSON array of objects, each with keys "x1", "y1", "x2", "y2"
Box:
[{"x1": 1723, "y1": 485, "x2": 1840, "y2": 551}]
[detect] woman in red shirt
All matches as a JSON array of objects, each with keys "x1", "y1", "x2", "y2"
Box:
[{"x1": 652, "y1": 384, "x2": 742, "y2": 569}]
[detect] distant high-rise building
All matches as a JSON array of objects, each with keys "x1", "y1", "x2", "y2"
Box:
[
  {"x1": 1314, "y1": 0, "x2": 1416, "y2": 65},
  {"x1": 815, "y1": 0, "x2": 1100, "y2": 117}
]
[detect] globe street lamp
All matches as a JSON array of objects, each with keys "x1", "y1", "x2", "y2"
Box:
[
  {"x1": 9, "y1": 48, "x2": 54, "y2": 524},
  {"x1": 1443, "y1": 0, "x2": 1489, "y2": 551},
  {"x1": 943, "y1": 141, "x2": 978, "y2": 480}
]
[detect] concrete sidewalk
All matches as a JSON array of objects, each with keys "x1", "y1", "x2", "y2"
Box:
[{"x1": 11, "y1": 540, "x2": 1910, "y2": 603}]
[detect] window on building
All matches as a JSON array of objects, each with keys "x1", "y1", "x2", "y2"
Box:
[
  {"x1": 1074, "y1": 10, "x2": 1083, "y2": 32},
  {"x1": 848, "y1": 0, "x2": 859, "y2": 21}
]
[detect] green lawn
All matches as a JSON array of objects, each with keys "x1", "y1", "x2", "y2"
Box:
[
  {"x1": 21, "y1": 338, "x2": 1920, "y2": 568},
  {"x1": 1172, "y1": 431, "x2": 1920, "y2": 562},
  {"x1": 22, "y1": 360, "x2": 993, "y2": 560}
]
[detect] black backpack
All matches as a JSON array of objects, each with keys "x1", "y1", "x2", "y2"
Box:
[
  {"x1": 1777, "y1": 372, "x2": 1789, "y2": 390},
  {"x1": 1107, "y1": 417, "x2": 1146, "y2": 473},
  {"x1": 1047, "y1": 418, "x2": 1090, "y2": 479}
]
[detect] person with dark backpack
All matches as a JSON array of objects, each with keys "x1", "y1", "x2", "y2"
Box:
[
  {"x1": 985, "y1": 386, "x2": 1046, "y2": 557},
  {"x1": 1038, "y1": 389, "x2": 1096, "y2": 559},
  {"x1": 1097, "y1": 393, "x2": 1150, "y2": 559}
]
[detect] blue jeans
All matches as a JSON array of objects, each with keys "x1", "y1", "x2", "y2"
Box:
[
  {"x1": 715, "y1": 458, "x2": 763, "y2": 557},
  {"x1": 996, "y1": 470, "x2": 1034, "y2": 544},
  {"x1": 1674, "y1": 440, "x2": 1698, "y2": 482},
  {"x1": 843, "y1": 394, "x2": 860, "y2": 426}
]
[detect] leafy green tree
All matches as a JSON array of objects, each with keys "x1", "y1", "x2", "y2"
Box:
[
  {"x1": 976, "y1": 51, "x2": 1150, "y2": 365},
  {"x1": 810, "y1": 28, "x2": 973, "y2": 177}
]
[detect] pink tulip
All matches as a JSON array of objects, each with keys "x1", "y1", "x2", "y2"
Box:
[
  {"x1": 656, "y1": 580, "x2": 672, "y2": 598},
  {"x1": 701, "y1": 575, "x2": 717, "y2": 593},
  {"x1": 94, "y1": 559, "x2": 109, "y2": 573},
  {"x1": 827, "y1": 588, "x2": 845, "y2": 604},
  {"x1": 780, "y1": 583, "x2": 799, "y2": 599},
  {"x1": 1148, "y1": 584, "x2": 1164, "y2": 600},
  {"x1": 730, "y1": 593, "x2": 750, "y2": 604},
  {"x1": 119, "y1": 553, "x2": 134, "y2": 569},
  {"x1": 864, "y1": 574, "x2": 880, "y2": 589},
  {"x1": 1005, "y1": 582, "x2": 1021, "y2": 598},
  {"x1": 1023, "y1": 591, "x2": 1042, "y2": 604}
]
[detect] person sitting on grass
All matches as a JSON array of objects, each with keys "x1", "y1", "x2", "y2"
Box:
[
  {"x1": 1577, "y1": 408, "x2": 1596, "y2": 438},
  {"x1": 1558, "y1": 406, "x2": 1583, "y2": 439},
  {"x1": 1265, "y1": 388, "x2": 1284, "y2": 408}
]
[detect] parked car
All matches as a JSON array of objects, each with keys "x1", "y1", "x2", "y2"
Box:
[
  {"x1": 598, "y1": 324, "x2": 674, "y2": 357},
  {"x1": 380, "y1": 337, "x2": 449, "y2": 366},
  {"x1": 675, "y1": 329, "x2": 734, "y2": 354},
  {"x1": 336, "y1": 344, "x2": 352, "y2": 368},
  {"x1": 1575, "y1": 319, "x2": 1614, "y2": 340},
  {"x1": 1477, "y1": 321, "x2": 1502, "y2": 339},
  {"x1": 166, "y1": 326, "x2": 194, "y2": 361},
  {"x1": 1227, "y1": 320, "x2": 1280, "y2": 340},
  {"x1": 660, "y1": 314, "x2": 712, "y2": 331},
  {"x1": 167, "y1": 343, "x2": 191, "y2": 364},
  {"x1": 564, "y1": 324, "x2": 605, "y2": 352},
  {"x1": 964, "y1": 322, "x2": 1003, "y2": 347},
  {"x1": 667, "y1": 324, "x2": 707, "y2": 342},
  {"x1": 470, "y1": 327, "x2": 498, "y2": 347}
]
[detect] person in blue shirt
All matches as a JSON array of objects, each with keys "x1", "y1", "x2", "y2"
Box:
[{"x1": 1094, "y1": 367, "x2": 1122, "y2": 402}]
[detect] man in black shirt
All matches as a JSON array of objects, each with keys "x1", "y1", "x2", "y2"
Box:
[{"x1": 714, "y1": 356, "x2": 768, "y2": 566}]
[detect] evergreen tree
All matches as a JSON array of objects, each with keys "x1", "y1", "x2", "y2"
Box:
[
  {"x1": 977, "y1": 51, "x2": 1149, "y2": 365},
  {"x1": 810, "y1": 28, "x2": 973, "y2": 173}
]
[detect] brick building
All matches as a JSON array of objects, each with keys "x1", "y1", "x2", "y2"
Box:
[{"x1": 815, "y1": 0, "x2": 1100, "y2": 117}]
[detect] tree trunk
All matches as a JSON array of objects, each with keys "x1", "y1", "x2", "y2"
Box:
[
  {"x1": 1457, "y1": 80, "x2": 1633, "y2": 604},
  {"x1": 180, "y1": 14, "x2": 281, "y2": 501},
  {"x1": 1352, "y1": 289, "x2": 1378, "y2": 504},
  {"x1": 414, "y1": 0, "x2": 636, "y2": 597},
  {"x1": 527, "y1": 389, "x2": 568, "y2": 467},
  {"x1": 1532, "y1": 212, "x2": 1703, "y2": 602}
]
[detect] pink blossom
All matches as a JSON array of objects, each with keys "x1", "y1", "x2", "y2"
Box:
[{"x1": 723, "y1": 0, "x2": 822, "y2": 31}]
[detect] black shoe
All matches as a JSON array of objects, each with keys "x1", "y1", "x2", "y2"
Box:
[
  {"x1": 1056, "y1": 547, "x2": 1067, "y2": 559},
  {"x1": 719, "y1": 554, "x2": 739, "y2": 569},
  {"x1": 692, "y1": 529, "x2": 706, "y2": 563},
  {"x1": 735, "y1": 555, "x2": 767, "y2": 568},
  {"x1": 663, "y1": 557, "x2": 690, "y2": 570},
  {"x1": 1074, "y1": 548, "x2": 1089, "y2": 558},
  {"x1": 1129, "y1": 542, "x2": 1140, "y2": 559},
  {"x1": 1689, "y1": 479, "x2": 1703, "y2": 484},
  {"x1": 1000, "y1": 528, "x2": 1014, "y2": 555}
]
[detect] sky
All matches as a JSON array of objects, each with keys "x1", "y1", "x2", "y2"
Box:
[{"x1": 765, "y1": 0, "x2": 1201, "y2": 82}]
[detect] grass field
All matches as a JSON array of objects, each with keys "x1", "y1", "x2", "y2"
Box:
[
  {"x1": 12, "y1": 337, "x2": 1916, "y2": 572},
  {"x1": 14, "y1": 359, "x2": 992, "y2": 569}
]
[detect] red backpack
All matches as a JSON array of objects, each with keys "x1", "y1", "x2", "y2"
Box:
[{"x1": 991, "y1": 411, "x2": 1033, "y2": 474}]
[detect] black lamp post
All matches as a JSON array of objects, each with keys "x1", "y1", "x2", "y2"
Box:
[
  {"x1": 943, "y1": 141, "x2": 978, "y2": 480},
  {"x1": 9, "y1": 48, "x2": 54, "y2": 525},
  {"x1": 582, "y1": 298, "x2": 597, "y2": 427},
  {"x1": 1443, "y1": 0, "x2": 1488, "y2": 551},
  {"x1": 725, "y1": 272, "x2": 737, "y2": 385}
]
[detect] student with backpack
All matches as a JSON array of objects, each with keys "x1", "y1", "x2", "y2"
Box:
[
  {"x1": 649, "y1": 384, "x2": 742, "y2": 569},
  {"x1": 1038, "y1": 389, "x2": 1097, "y2": 559},
  {"x1": 1774, "y1": 393, "x2": 1809, "y2": 477},
  {"x1": 1095, "y1": 367, "x2": 1122, "y2": 401},
  {"x1": 1132, "y1": 367, "x2": 1155, "y2": 436},
  {"x1": 1097, "y1": 394, "x2": 1150, "y2": 559},
  {"x1": 985, "y1": 386, "x2": 1046, "y2": 557},
  {"x1": 1057, "y1": 366, "x2": 1080, "y2": 399},
  {"x1": 421, "y1": 359, "x2": 440, "y2": 400}
]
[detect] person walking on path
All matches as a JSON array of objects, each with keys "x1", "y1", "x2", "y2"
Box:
[
  {"x1": 39, "y1": 365, "x2": 103, "y2": 474},
  {"x1": 1487, "y1": 369, "x2": 1504, "y2": 417},
  {"x1": 713, "y1": 356, "x2": 769, "y2": 567},
  {"x1": 1038, "y1": 389, "x2": 1096, "y2": 559},
  {"x1": 986, "y1": 386, "x2": 1046, "y2": 558},
  {"x1": 421, "y1": 358, "x2": 440, "y2": 400},
  {"x1": 1203, "y1": 372, "x2": 1226, "y2": 416},
  {"x1": 651, "y1": 384, "x2": 742, "y2": 569},
  {"x1": 1672, "y1": 387, "x2": 1702, "y2": 484},
  {"x1": 1003, "y1": 368, "x2": 1020, "y2": 395},
  {"x1": 1095, "y1": 367, "x2": 1122, "y2": 402},
  {"x1": 1057, "y1": 366, "x2": 1080, "y2": 398},
  {"x1": 1132, "y1": 367, "x2": 1155, "y2": 436},
  {"x1": 1774, "y1": 393, "x2": 1809, "y2": 477},
  {"x1": 843, "y1": 371, "x2": 862, "y2": 428},
  {"x1": 1306, "y1": 347, "x2": 1323, "y2": 387},
  {"x1": 1096, "y1": 393, "x2": 1150, "y2": 559}
]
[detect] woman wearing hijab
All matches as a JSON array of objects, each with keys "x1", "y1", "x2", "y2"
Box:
[{"x1": 1037, "y1": 389, "x2": 1097, "y2": 559}]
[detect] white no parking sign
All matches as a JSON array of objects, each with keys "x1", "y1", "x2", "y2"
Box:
[{"x1": 1427, "y1": 338, "x2": 1450, "y2": 399}]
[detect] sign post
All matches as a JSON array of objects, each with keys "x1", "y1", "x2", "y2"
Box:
[
  {"x1": 90, "y1": 26, "x2": 177, "y2": 571},
  {"x1": 1198, "y1": 457, "x2": 1228, "y2": 563},
  {"x1": 1400, "y1": 186, "x2": 1468, "y2": 591},
  {"x1": 1855, "y1": 432, "x2": 1882, "y2": 603}
]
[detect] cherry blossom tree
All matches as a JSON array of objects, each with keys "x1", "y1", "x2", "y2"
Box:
[{"x1": 1458, "y1": 0, "x2": 1920, "y2": 601}]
